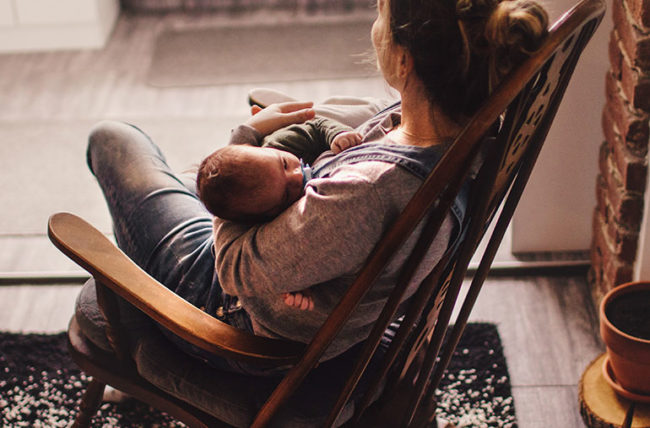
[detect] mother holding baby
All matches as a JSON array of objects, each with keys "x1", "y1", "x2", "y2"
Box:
[{"x1": 81, "y1": 0, "x2": 548, "y2": 377}]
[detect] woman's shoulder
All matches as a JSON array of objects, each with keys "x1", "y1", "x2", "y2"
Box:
[{"x1": 358, "y1": 103, "x2": 401, "y2": 143}]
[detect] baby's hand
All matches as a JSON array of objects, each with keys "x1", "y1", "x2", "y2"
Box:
[
  {"x1": 331, "y1": 131, "x2": 363, "y2": 154},
  {"x1": 282, "y1": 291, "x2": 314, "y2": 311}
]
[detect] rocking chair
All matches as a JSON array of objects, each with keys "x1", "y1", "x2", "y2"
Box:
[{"x1": 48, "y1": 1, "x2": 605, "y2": 426}]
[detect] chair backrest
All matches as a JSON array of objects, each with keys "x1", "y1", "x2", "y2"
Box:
[{"x1": 251, "y1": 1, "x2": 606, "y2": 427}]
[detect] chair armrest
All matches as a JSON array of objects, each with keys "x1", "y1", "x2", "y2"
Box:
[{"x1": 48, "y1": 212, "x2": 304, "y2": 366}]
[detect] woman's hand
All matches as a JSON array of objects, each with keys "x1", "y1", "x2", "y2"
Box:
[{"x1": 247, "y1": 102, "x2": 316, "y2": 137}]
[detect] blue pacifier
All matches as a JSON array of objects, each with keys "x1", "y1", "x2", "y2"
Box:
[{"x1": 300, "y1": 159, "x2": 313, "y2": 188}]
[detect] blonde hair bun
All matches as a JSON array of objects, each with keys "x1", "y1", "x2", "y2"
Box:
[
  {"x1": 485, "y1": 0, "x2": 549, "y2": 78},
  {"x1": 387, "y1": 0, "x2": 549, "y2": 120}
]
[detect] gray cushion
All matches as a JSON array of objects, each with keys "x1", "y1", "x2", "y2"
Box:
[{"x1": 75, "y1": 279, "x2": 385, "y2": 427}]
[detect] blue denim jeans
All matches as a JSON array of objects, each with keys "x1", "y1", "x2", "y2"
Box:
[{"x1": 86, "y1": 120, "x2": 256, "y2": 373}]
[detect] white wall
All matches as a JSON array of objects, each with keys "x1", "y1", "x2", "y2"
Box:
[
  {"x1": 511, "y1": 0, "x2": 613, "y2": 252},
  {"x1": 0, "y1": 0, "x2": 120, "y2": 52},
  {"x1": 635, "y1": 175, "x2": 650, "y2": 280}
]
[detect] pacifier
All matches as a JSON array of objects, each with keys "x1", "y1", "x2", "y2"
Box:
[{"x1": 300, "y1": 159, "x2": 313, "y2": 188}]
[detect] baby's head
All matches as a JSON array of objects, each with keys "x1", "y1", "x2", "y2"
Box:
[{"x1": 197, "y1": 145, "x2": 306, "y2": 222}]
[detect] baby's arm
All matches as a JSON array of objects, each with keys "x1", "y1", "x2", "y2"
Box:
[
  {"x1": 281, "y1": 290, "x2": 314, "y2": 311},
  {"x1": 262, "y1": 117, "x2": 363, "y2": 163},
  {"x1": 311, "y1": 117, "x2": 363, "y2": 154},
  {"x1": 228, "y1": 102, "x2": 316, "y2": 149}
]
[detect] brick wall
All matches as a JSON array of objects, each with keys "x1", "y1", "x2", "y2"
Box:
[{"x1": 592, "y1": 0, "x2": 650, "y2": 300}]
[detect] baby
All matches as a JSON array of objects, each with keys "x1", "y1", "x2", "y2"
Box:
[{"x1": 197, "y1": 117, "x2": 363, "y2": 310}]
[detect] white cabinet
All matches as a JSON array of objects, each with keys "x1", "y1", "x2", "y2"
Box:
[
  {"x1": 15, "y1": 0, "x2": 98, "y2": 24},
  {"x1": 0, "y1": 0, "x2": 119, "y2": 52},
  {"x1": 0, "y1": 0, "x2": 14, "y2": 27}
]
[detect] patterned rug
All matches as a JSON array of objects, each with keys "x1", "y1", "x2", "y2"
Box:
[{"x1": 0, "y1": 323, "x2": 516, "y2": 427}]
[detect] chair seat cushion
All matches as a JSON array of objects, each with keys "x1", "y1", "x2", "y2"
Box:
[{"x1": 75, "y1": 279, "x2": 386, "y2": 427}]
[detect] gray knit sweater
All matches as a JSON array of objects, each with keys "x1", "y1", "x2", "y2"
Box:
[{"x1": 213, "y1": 105, "x2": 453, "y2": 360}]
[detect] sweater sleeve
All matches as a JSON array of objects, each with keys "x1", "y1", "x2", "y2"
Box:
[
  {"x1": 261, "y1": 118, "x2": 354, "y2": 164},
  {"x1": 229, "y1": 124, "x2": 263, "y2": 146},
  {"x1": 213, "y1": 168, "x2": 387, "y2": 297}
]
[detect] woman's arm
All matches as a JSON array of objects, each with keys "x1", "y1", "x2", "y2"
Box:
[
  {"x1": 213, "y1": 168, "x2": 388, "y2": 297},
  {"x1": 228, "y1": 101, "x2": 317, "y2": 147}
]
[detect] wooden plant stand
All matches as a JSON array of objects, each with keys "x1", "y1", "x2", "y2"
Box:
[{"x1": 579, "y1": 353, "x2": 650, "y2": 427}]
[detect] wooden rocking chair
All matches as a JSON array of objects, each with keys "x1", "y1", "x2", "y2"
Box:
[{"x1": 48, "y1": 1, "x2": 605, "y2": 426}]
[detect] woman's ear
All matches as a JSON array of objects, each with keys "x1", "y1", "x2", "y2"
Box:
[
  {"x1": 381, "y1": 44, "x2": 413, "y2": 92},
  {"x1": 397, "y1": 47, "x2": 414, "y2": 79}
]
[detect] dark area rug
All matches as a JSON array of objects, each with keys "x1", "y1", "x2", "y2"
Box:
[
  {"x1": 0, "y1": 323, "x2": 516, "y2": 427},
  {"x1": 147, "y1": 19, "x2": 379, "y2": 87}
]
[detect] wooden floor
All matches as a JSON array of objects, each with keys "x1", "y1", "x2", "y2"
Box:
[{"x1": 0, "y1": 9, "x2": 604, "y2": 427}]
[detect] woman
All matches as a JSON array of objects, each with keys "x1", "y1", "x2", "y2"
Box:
[{"x1": 82, "y1": 0, "x2": 548, "y2": 372}]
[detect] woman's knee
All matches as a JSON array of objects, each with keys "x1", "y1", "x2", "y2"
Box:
[
  {"x1": 87, "y1": 120, "x2": 155, "y2": 175},
  {"x1": 87, "y1": 120, "x2": 127, "y2": 174}
]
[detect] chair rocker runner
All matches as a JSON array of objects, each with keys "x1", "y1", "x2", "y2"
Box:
[{"x1": 48, "y1": 1, "x2": 605, "y2": 426}]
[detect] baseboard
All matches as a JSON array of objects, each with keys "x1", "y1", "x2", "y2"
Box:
[{"x1": 0, "y1": 259, "x2": 591, "y2": 286}]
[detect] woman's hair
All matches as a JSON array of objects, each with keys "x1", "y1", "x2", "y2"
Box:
[
  {"x1": 387, "y1": 0, "x2": 548, "y2": 122},
  {"x1": 197, "y1": 146, "x2": 265, "y2": 222}
]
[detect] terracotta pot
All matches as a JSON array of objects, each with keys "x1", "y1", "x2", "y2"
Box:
[{"x1": 600, "y1": 281, "x2": 650, "y2": 396}]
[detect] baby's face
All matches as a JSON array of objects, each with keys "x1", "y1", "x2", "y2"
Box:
[{"x1": 236, "y1": 147, "x2": 305, "y2": 218}]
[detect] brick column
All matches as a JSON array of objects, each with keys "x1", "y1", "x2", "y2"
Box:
[{"x1": 591, "y1": 0, "x2": 650, "y2": 300}]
